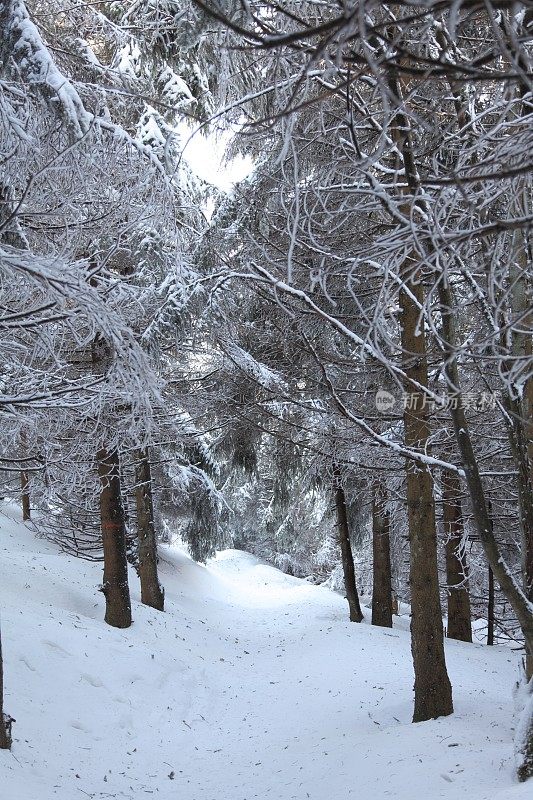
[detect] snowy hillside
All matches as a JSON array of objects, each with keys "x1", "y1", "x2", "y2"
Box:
[{"x1": 0, "y1": 503, "x2": 529, "y2": 800}]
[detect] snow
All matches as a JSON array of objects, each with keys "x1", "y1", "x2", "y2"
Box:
[
  {"x1": 0, "y1": 502, "x2": 531, "y2": 800},
  {"x1": 158, "y1": 66, "x2": 196, "y2": 112},
  {"x1": 116, "y1": 41, "x2": 142, "y2": 80},
  {"x1": 6, "y1": 0, "x2": 91, "y2": 137},
  {"x1": 514, "y1": 677, "x2": 533, "y2": 773},
  {"x1": 221, "y1": 339, "x2": 288, "y2": 392}
]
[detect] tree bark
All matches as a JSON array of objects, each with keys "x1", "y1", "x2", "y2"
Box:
[
  {"x1": 442, "y1": 470, "x2": 472, "y2": 643},
  {"x1": 97, "y1": 446, "x2": 132, "y2": 629},
  {"x1": 0, "y1": 624, "x2": 11, "y2": 749},
  {"x1": 507, "y1": 79, "x2": 533, "y2": 681},
  {"x1": 504, "y1": 369, "x2": 533, "y2": 675},
  {"x1": 487, "y1": 565, "x2": 495, "y2": 646},
  {"x1": 333, "y1": 468, "x2": 363, "y2": 622},
  {"x1": 439, "y1": 22, "x2": 533, "y2": 682},
  {"x1": 372, "y1": 482, "x2": 393, "y2": 628},
  {"x1": 135, "y1": 449, "x2": 164, "y2": 612},
  {"x1": 400, "y1": 275, "x2": 453, "y2": 721},
  {"x1": 387, "y1": 71, "x2": 453, "y2": 722},
  {"x1": 20, "y1": 470, "x2": 30, "y2": 521},
  {"x1": 502, "y1": 345, "x2": 533, "y2": 670},
  {"x1": 437, "y1": 279, "x2": 533, "y2": 659}
]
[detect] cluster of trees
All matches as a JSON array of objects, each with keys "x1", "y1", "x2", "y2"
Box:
[
  {"x1": 194, "y1": 0, "x2": 533, "y2": 777},
  {"x1": 1, "y1": 0, "x2": 532, "y2": 783},
  {"x1": 0, "y1": 0, "x2": 222, "y2": 745}
]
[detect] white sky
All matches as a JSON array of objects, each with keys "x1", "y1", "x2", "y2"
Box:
[{"x1": 177, "y1": 123, "x2": 254, "y2": 192}]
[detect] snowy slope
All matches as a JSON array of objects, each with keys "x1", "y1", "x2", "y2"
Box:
[{"x1": 0, "y1": 502, "x2": 530, "y2": 800}]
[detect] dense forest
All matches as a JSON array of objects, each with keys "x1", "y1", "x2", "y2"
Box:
[{"x1": 1, "y1": 0, "x2": 533, "y2": 795}]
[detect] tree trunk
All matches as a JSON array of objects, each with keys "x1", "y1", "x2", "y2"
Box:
[
  {"x1": 20, "y1": 470, "x2": 30, "y2": 521},
  {"x1": 371, "y1": 482, "x2": 393, "y2": 628},
  {"x1": 333, "y1": 468, "x2": 363, "y2": 622},
  {"x1": 437, "y1": 279, "x2": 533, "y2": 659},
  {"x1": 513, "y1": 20, "x2": 533, "y2": 684},
  {"x1": 502, "y1": 371, "x2": 533, "y2": 671},
  {"x1": 387, "y1": 71, "x2": 453, "y2": 722},
  {"x1": 487, "y1": 565, "x2": 495, "y2": 646},
  {"x1": 398, "y1": 276, "x2": 453, "y2": 721},
  {"x1": 0, "y1": 624, "x2": 11, "y2": 749},
  {"x1": 97, "y1": 446, "x2": 132, "y2": 629},
  {"x1": 442, "y1": 470, "x2": 472, "y2": 643},
  {"x1": 504, "y1": 391, "x2": 533, "y2": 668},
  {"x1": 135, "y1": 449, "x2": 164, "y2": 612},
  {"x1": 440, "y1": 22, "x2": 533, "y2": 683}
]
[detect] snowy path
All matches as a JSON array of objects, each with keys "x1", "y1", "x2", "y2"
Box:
[{"x1": 0, "y1": 506, "x2": 529, "y2": 800}]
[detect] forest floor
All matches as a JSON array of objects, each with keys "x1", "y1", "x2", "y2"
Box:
[{"x1": 0, "y1": 502, "x2": 530, "y2": 800}]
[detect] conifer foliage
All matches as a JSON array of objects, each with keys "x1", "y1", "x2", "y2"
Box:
[{"x1": 1, "y1": 0, "x2": 533, "y2": 785}]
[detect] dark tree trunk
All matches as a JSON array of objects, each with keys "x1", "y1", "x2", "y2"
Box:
[
  {"x1": 97, "y1": 446, "x2": 132, "y2": 629},
  {"x1": 20, "y1": 470, "x2": 30, "y2": 521},
  {"x1": 436, "y1": 279, "x2": 533, "y2": 659},
  {"x1": 440, "y1": 20, "x2": 533, "y2": 698},
  {"x1": 399, "y1": 275, "x2": 453, "y2": 721},
  {"x1": 387, "y1": 71, "x2": 453, "y2": 722},
  {"x1": 135, "y1": 449, "x2": 164, "y2": 611},
  {"x1": 487, "y1": 565, "x2": 495, "y2": 646},
  {"x1": 333, "y1": 468, "x2": 363, "y2": 622},
  {"x1": 442, "y1": 470, "x2": 472, "y2": 643},
  {"x1": 0, "y1": 625, "x2": 11, "y2": 749},
  {"x1": 371, "y1": 482, "x2": 393, "y2": 628},
  {"x1": 502, "y1": 388, "x2": 533, "y2": 675}
]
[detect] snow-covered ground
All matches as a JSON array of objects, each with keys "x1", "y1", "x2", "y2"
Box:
[{"x1": 0, "y1": 502, "x2": 529, "y2": 800}]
